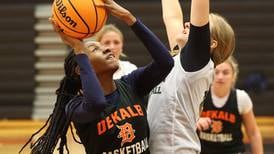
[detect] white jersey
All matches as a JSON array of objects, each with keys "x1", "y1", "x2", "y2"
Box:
[
  {"x1": 147, "y1": 53, "x2": 214, "y2": 154},
  {"x1": 212, "y1": 89, "x2": 253, "y2": 114},
  {"x1": 113, "y1": 60, "x2": 137, "y2": 79}
]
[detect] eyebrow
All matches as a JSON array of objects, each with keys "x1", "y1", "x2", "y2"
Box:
[
  {"x1": 87, "y1": 44, "x2": 98, "y2": 52},
  {"x1": 91, "y1": 46, "x2": 98, "y2": 52}
]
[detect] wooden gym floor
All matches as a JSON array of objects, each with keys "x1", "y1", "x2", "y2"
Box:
[{"x1": 0, "y1": 117, "x2": 273, "y2": 154}]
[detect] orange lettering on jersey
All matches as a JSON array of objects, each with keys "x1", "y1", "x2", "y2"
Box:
[
  {"x1": 111, "y1": 111, "x2": 121, "y2": 124},
  {"x1": 97, "y1": 105, "x2": 145, "y2": 136},
  {"x1": 218, "y1": 111, "x2": 225, "y2": 120},
  {"x1": 210, "y1": 111, "x2": 218, "y2": 119},
  {"x1": 97, "y1": 120, "x2": 107, "y2": 135},
  {"x1": 201, "y1": 110, "x2": 236, "y2": 123},
  {"x1": 106, "y1": 116, "x2": 114, "y2": 130},
  {"x1": 134, "y1": 105, "x2": 144, "y2": 116},
  {"x1": 127, "y1": 106, "x2": 139, "y2": 117},
  {"x1": 120, "y1": 108, "x2": 131, "y2": 120},
  {"x1": 201, "y1": 111, "x2": 207, "y2": 117},
  {"x1": 117, "y1": 122, "x2": 136, "y2": 146}
]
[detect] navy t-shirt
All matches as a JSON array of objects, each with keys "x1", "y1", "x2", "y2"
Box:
[{"x1": 65, "y1": 19, "x2": 174, "y2": 154}]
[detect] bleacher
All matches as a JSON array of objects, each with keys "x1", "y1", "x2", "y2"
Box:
[
  {"x1": 32, "y1": 4, "x2": 68, "y2": 119},
  {"x1": 0, "y1": 4, "x2": 35, "y2": 119}
]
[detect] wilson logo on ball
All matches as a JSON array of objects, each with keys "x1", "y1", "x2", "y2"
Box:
[
  {"x1": 52, "y1": 0, "x2": 108, "y2": 39},
  {"x1": 55, "y1": 0, "x2": 77, "y2": 28}
]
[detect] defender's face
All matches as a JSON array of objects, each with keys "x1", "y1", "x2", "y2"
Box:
[
  {"x1": 213, "y1": 62, "x2": 234, "y2": 90},
  {"x1": 99, "y1": 31, "x2": 123, "y2": 60},
  {"x1": 85, "y1": 41, "x2": 119, "y2": 74}
]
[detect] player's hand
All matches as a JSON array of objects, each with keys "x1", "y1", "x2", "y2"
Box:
[
  {"x1": 100, "y1": 0, "x2": 136, "y2": 25},
  {"x1": 197, "y1": 117, "x2": 212, "y2": 131},
  {"x1": 49, "y1": 17, "x2": 87, "y2": 54}
]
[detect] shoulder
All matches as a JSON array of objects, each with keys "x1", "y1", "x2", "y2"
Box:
[
  {"x1": 65, "y1": 96, "x2": 83, "y2": 113},
  {"x1": 236, "y1": 89, "x2": 253, "y2": 114},
  {"x1": 68, "y1": 95, "x2": 83, "y2": 104},
  {"x1": 236, "y1": 89, "x2": 251, "y2": 100},
  {"x1": 173, "y1": 53, "x2": 214, "y2": 80},
  {"x1": 119, "y1": 60, "x2": 137, "y2": 69},
  {"x1": 114, "y1": 60, "x2": 137, "y2": 79},
  {"x1": 119, "y1": 60, "x2": 137, "y2": 67}
]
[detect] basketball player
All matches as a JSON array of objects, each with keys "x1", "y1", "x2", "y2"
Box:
[
  {"x1": 197, "y1": 57, "x2": 263, "y2": 154},
  {"x1": 147, "y1": 0, "x2": 235, "y2": 153},
  {"x1": 19, "y1": 0, "x2": 173, "y2": 153},
  {"x1": 95, "y1": 24, "x2": 137, "y2": 79}
]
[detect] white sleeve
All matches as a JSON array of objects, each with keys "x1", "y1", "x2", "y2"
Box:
[
  {"x1": 236, "y1": 89, "x2": 253, "y2": 114},
  {"x1": 120, "y1": 61, "x2": 137, "y2": 73},
  {"x1": 114, "y1": 61, "x2": 137, "y2": 79}
]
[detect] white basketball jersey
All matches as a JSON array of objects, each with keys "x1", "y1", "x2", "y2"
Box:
[{"x1": 147, "y1": 53, "x2": 214, "y2": 154}]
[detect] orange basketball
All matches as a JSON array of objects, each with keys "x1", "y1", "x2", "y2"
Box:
[{"x1": 52, "y1": 0, "x2": 108, "y2": 39}]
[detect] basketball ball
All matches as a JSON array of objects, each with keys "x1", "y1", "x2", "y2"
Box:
[{"x1": 52, "y1": 0, "x2": 108, "y2": 39}]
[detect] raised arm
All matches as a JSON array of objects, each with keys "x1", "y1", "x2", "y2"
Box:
[
  {"x1": 104, "y1": 0, "x2": 174, "y2": 95},
  {"x1": 127, "y1": 19, "x2": 174, "y2": 96},
  {"x1": 162, "y1": 0, "x2": 184, "y2": 49},
  {"x1": 180, "y1": 0, "x2": 211, "y2": 72},
  {"x1": 103, "y1": 0, "x2": 174, "y2": 96},
  {"x1": 190, "y1": 0, "x2": 209, "y2": 26},
  {"x1": 50, "y1": 19, "x2": 108, "y2": 122}
]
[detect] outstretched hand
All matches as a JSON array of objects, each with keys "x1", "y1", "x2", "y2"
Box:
[
  {"x1": 49, "y1": 17, "x2": 87, "y2": 54},
  {"x1": 99, "y1": 0, "x2": 136, "y2": 25}
]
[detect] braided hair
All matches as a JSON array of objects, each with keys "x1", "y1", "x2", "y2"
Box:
[{"x1": 20, "y1": 51, "x2": 82, "y2": 154}]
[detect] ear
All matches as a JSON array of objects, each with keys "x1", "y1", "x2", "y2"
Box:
[
  {"x1": 75, "y1": 66, "x2": 80, "y2": 75},
  {"x1": 210, "y1": 40, "x2": 218, "y2": 49}
]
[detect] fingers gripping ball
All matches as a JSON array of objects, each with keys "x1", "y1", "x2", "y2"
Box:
[{"x1": 52, "y1": 0, "x2": 108, "y2": 39}]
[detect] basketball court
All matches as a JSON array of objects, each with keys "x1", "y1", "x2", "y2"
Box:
[{"x1": 1, "y1": 117, "x2": 274, "y2": 153}]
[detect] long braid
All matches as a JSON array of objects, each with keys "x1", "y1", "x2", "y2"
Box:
[{"x1": 19, "y1": 51, "x2": 82, "y2": 154}]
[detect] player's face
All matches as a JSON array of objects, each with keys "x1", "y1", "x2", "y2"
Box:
[
  {"x1": 99, "y1": 31, "x2": 123, "y2": 60},
  {"x1": 213, "y1": 62, "x2": 234, "y2": 90},
  {"x1": 176, "y1": 22, "x2": 190, "y2": 49},
  {"x1": 85, "y1": 41, "x2": 119, "y2": 75}
]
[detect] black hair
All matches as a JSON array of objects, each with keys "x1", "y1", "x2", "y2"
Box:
[{"x1": 19, "y1": 51, "x2": 82, "y2": 154}]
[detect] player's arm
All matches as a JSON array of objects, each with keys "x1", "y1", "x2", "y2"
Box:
[
  {"x1": 190, "y1": 0, "x2": 209, "y2": 27},
  {"x1": 103, "y1": 0, "x2": 174, "y2": 96},
  {"x1": 240, "y1": 91, "x2": 263, "y2": 154},
  {"x1": 125, "y1": 19, "x2": 174, "y2": 96},
  {"x1": 50, "y1": 19, "x2": 109, "y2": 122},
  {"x1": 162, "y1": 0, "x2": 184, "y2": 49},
  {"x1": 65, "y1": 54, "x2": 110, "y2": 123},
  {"x1": 180, "y1": 0, "x2": 211, "y2": 72},
  {"x1": 242, "y1": 110, "x2": 264, "y2": 154}
]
